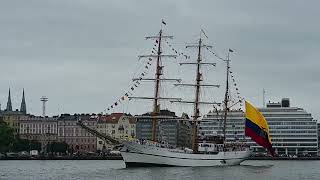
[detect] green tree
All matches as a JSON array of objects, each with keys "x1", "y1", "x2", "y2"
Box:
[
  {"x1": 0, "y1": 122, "x2": 15, "y2": 152},
  {"x1": 12, "y1": 138, "x2": 30, "y2": 152},
  {"x1": 0, "y1": 121, "x2": 41, "y2": 153},
  {"x1": 29, "y1": 140, "x2": 41, "y2": 151},
  {"x1": 50, "y1": 142, "x2": 68, "y2": 153}
]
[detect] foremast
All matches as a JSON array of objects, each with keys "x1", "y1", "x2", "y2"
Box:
[{"x1": 130, "y1": 24, "x2": 180, "y2": 142}]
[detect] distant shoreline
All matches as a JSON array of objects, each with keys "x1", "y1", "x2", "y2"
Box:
[
  {"x1": 1, "y1": 156, "x2": 320, "y2": 161},
  {"x1": 249, "y1": 157, "x2": 320, "y2": 160},
  {"x1": 0, "y1": 155, "x2": 123, "y2": 160}
]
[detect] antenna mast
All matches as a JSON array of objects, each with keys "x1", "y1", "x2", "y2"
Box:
[{"x1": 40, "y1": 96, "x2": 48, "y2": 117}]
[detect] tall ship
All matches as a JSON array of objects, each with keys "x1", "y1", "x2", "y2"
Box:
[{"x1": 120, "y1": 23, "x2": 252, "y2": 167}]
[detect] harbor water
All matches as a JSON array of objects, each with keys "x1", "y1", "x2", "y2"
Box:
[{"x1": 0, "y1": 160, "x2": 319, "y2": 180}]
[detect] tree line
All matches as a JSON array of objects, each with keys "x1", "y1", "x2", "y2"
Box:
[{"x1": 0, "y1": 121, "x2": 68, "y2": 153}]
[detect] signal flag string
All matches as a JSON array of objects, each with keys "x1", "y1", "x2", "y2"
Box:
[
  {"x1": 165, "y1": 40, "x2": 191, "y2": 60},
  {"x1": 105, "y1": 49, "x2": 156, "y2": 112}
]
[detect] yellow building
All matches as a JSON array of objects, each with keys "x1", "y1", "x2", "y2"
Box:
[
  {"x1": 97, "y1": 113, "x2": 136, "y2": 151},
  {"x1": 2, "y1": 111, "x2": 23, "y2": 134}
]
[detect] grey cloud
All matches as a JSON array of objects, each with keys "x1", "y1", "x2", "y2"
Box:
[{"x1": 0, "y1": 0, "x2": 319, "y2": 120}]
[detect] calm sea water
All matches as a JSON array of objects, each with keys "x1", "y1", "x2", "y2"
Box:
[{"x1": 0, "y1": 160, "x2": 319, "y2": 180}]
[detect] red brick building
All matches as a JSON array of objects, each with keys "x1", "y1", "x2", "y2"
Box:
[{"x1": 57, "y1": 114, "x2": 97, "y2": 153}]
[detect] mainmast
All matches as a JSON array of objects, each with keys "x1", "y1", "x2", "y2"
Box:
[
  {"x1": 193, "y1": 38, "x2": 202, "y2": 121},
  {"x1": 173, "y1": 33, "x2": 220, "y2": 152},
  {"x1": 191, "y1": 38, "x2": 202, "y2": 151},
  {"x1": 153, "y1": 29, "x2": 162, "y2": 114},
  {"x1": 151, "y1": 29, "x2": 163, "y2": 141},
  {"x1": 130, "y1": 24, "x2": 180, "y2": 142}
]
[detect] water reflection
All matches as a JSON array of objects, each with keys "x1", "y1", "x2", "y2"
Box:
[{"x1": 0, "y1": 160, "x2": 319, "y2": 180}]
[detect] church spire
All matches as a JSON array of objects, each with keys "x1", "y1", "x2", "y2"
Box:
[
  {"x1": 6, "y1": 88, "x2": 12, "y2": 111},
  {"x1": 20, "y1": 88, "x2": 27, "y2": 114}
]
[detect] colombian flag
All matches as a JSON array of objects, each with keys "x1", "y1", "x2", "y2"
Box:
[{"x1": 245, "y1": 101, "x2": 275, "y2": 156}]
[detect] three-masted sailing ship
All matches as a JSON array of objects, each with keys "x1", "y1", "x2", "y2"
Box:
[{"x1": 120, "y1": 24, "x2": 251, "y2": 167}]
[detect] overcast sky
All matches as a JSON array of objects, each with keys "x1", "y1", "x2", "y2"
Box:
[{"x1": 0, "y1": 0, "x2": 319, "y2": 120}]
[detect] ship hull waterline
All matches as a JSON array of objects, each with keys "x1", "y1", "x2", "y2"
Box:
[{"x1": 121, "y1": 142, "x2": 251, "y2": 167}]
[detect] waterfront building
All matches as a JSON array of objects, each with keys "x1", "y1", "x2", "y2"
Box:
[
  {"x1": 200, "y1": 110, "x2": 246, "y2": 142},
  {"x1": 0, "y1": 102, "x2": 2, "y2": 118},
  {"x1": 96, "y1": 113, "x2": 136, "y2": 151},
  {"x1": 136, "y1": 110, "x2": 191, "y2": 148},
  {"x1": 317, "y1": 122, "x2": 320, "y2": 155},
  {"x1": 200, "y1": 98, "x2": 318, "y2": 156},
  {"x1": 57, "y1": 114, "x2": 97, "y2": 153},
  {"x1": 2, "y1": 110, "x2": 23, "y2": 134},
  {"x1": 19, "y1": 115, "x2": 58, "y2": 151}
]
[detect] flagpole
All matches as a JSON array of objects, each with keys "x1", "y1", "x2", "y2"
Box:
[{"x1": 263, "y1": 88, "x2": 266, "y2": 108}]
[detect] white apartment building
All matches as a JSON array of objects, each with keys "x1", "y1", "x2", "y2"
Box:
[
  {"x1": 19, "y1": 115, "x2": 58, "y2": 143},
  {"x1": 200, "y1": 98, "x2": 318, "y2": 156}
]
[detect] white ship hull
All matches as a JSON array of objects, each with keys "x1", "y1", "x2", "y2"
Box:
[{"x1": 120, "y1": 141, "x2": 251, "y2": 167}]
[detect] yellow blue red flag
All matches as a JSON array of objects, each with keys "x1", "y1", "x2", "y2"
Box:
[{"x1": 245, "y1": 101, "x2": 275, "y2": 156}]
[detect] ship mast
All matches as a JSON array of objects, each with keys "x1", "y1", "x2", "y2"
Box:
[
  {"x1": 192, "y1": 38, "x2": 202, "y2": 151},
  {"x1": 222, "y1": 52, "x2": 230, "y2": 141},
  {"x1": 173, "y1": 32, "x2": 220, "y2": 152},
  {"x1": 130, "y1": 24, "x2": 181, "y2": 142},
  {"x1": 153, "y1": 30, "x2": 162, "y2": 112},
  {"x1": 152, "y1": 29, "x2": 163, "y2": 141}
]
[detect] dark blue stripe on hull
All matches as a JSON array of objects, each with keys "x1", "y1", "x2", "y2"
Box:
[{"x1": 125, "y1": 162, "x2": 175, "y2": 167}]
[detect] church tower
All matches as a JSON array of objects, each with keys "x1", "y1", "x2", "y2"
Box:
[
  {"x1": 20, "y1": 89, "x2": 27, "y2": 114},
  {"x1": 6, "y1": 88, "x2": 12, "y2": 111}
]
